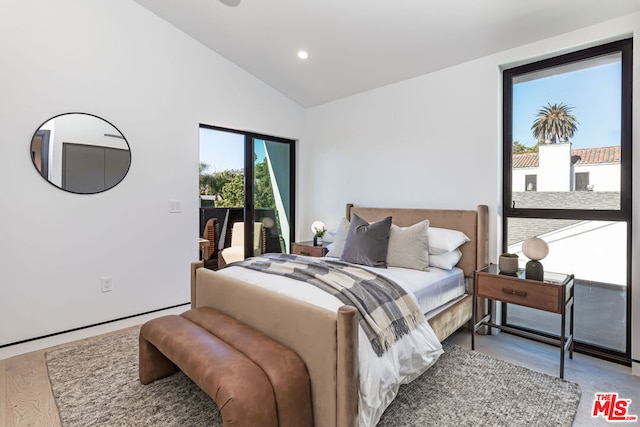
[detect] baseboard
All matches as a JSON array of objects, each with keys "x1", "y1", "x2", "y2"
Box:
[{"x1": 0, "y1": 303, "x2": 189, "y2": 360}]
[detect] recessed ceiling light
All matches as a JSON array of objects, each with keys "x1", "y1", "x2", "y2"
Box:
[
  {"x1": 297, "y1": 50, "x2": 309, "y2": 60},
  {"x1": 219, "y1": 0, "x2": 240, "y2": 6}
]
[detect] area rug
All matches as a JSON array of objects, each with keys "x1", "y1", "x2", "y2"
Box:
[{"x1": 46, "y1": 327, "x2": 581, "y2": 426}]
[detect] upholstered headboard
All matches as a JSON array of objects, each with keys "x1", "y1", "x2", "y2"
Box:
[{"x1": 345, "y1": 204, "x2": 489, "y2": 278}]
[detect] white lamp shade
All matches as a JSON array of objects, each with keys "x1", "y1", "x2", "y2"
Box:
[
  {"x1": 522, "y1": 237, "x2": 549, "y2": 261},
  {"x1": 311, "y1": 220, "x2": 325, "y2": 234},
  {"x1": 262, "y1": 217, "x2": 275, "y2": 229}
]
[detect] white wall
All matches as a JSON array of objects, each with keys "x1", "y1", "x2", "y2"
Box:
[
  {"x1": 302, "y1": 60, "x2": 500, "y2": 241},
  {"x1": 303, "y1": 13, "x2": 639, "y2": 372},
  {"x1": 0, "y1": 0, "x2": 304, "y2": 346},
  {"x1": 538, "y1": 143, "x2": 572, "y2": 191},
  {"x1": 574, "y1": 164, "x2": 620, "y2": 191}
]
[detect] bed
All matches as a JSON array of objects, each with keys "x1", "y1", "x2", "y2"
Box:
[{"x1": 190, "y1": 204, "x2": 489, "y2": 427}]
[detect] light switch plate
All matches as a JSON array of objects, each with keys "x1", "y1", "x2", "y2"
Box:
[{"x1": 169, "y1": 200, "x2": 181, "y2": 213}]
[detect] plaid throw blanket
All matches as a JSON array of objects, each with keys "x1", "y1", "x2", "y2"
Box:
[{"x1": 229, "y1": 253, "x2": 425, "y2": 356}]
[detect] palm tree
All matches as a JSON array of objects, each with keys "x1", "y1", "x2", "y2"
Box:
[
  {"x1": 199, "y1": 162, "x2": 215, "y2": 195},
  {"x1": 531, "y1": 103, "x2": 578, "y2": 144}
]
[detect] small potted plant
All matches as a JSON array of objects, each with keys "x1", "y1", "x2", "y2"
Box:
[
  {"x1": 498, "y1": 252, "x2": 519, "y2": 274},
  {"x1": 311, "y1": 221, "x2": 327, "y2": 246}
]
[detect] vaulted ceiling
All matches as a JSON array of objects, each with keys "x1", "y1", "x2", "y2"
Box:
[{"x1": 134, "y1": 0, "x2": 640, "y2": 107}]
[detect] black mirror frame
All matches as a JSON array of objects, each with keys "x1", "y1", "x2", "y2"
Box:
[{"x1": 30, "y1": 112, "x2": 131, "y2": 195}]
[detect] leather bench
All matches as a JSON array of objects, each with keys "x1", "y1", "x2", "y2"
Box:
[{"x1": 139, "y1": 307, "x2": 313, "y2": 427}]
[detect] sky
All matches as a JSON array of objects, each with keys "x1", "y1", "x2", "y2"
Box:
[
  {"x1": 512, "y1": 60, "x2": 621, "y2": 149},
  {"x1": 199, "y1": 128, "x2": 266, "y2": 173}
]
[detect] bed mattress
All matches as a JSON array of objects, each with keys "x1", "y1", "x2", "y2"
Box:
[{"x1": 354, "y1": 263, "x2": 466, "y2": 314}]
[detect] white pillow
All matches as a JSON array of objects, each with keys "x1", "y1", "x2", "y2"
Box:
[
  {"x1": 429, "y1": 249, "x2": 462, "y2": 270},
  {"x1": 428, "y1": 227, "x2": 470, "y2": 254},
  {"x1": 386, "y1": 220, "x2": 430, "y2": 271},
  {"x1": 326, "y1": 217, "x2": 349, "y2": 257}
]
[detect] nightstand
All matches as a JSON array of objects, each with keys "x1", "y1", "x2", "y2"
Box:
[
  {"x1": 291, "y1": 241, "x2": 328, "y2": 257},
  {"x1": 472, "y1": 264, "x2": 574, "y2": 378}
]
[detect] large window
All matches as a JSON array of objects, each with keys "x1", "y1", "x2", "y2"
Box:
[{"x1": 502, "y1": 39, "x2": 632, "y2": 364}]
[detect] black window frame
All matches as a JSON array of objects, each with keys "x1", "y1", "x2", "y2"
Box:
[
  {"x1": 502, "y1": 38, "x2": 633, "y2": 365},
  {"x1": 199, "y1": 124, "x2": 296, "y2": 258}
]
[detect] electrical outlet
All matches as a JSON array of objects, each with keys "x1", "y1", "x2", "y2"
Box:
[{"x1": 101, "y1": 276, "x2": 113, "y2": 293}]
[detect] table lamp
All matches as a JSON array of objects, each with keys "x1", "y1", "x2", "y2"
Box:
[
  {"x1": 522, "y1": 237, "x2": 549, "y2": 281},
  {"x1": 262, "y1": 217, "x2": 275, "y2": 229}
]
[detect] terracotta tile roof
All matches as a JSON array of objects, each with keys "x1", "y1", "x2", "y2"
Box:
[
  {"x1": 512, "y1": 152, "x2": 538, "y2": 168},
  {"x1": 573, "y1": 146, "x2": 621, "y2": 165},
  {"x1": 513, "y1": 146, "x2": 620, "y2": 169}
]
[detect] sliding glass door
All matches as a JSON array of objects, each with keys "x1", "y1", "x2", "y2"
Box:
[
  {"x1": 199, "y1": 125, "x2": 295, "y2": 268},
  {"x1": 502, "y1": 39, "x2": 632, "y2": 364}
]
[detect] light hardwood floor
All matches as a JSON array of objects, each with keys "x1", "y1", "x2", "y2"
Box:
[
  {"x1": 2, "y1": 326, "x2": 638, "y2": 426},
  {"x1": 3, "y1": 350, "x2": 61, "y2": 426}
]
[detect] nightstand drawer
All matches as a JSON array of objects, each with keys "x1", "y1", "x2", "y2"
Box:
[
  {"x1": 292, "y1": 242, "x2": 326, "y2": 257},
  {"x1": 476, "y1": 274, "x2": 562, "y2": 313}
]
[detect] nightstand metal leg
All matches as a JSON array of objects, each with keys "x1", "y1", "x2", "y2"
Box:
[
  {"x1": 471, "y1": 273, "x2": 476, "y2": 351},
  {"x1": 471, "y1": 294, "x2": 476, "y2": 350},
  {"x1": 560, "y1": 306, "x2": 566, "y2": 379},
  {"x1": 569, "y1": 297, "x2": 574, "y2": 359}
]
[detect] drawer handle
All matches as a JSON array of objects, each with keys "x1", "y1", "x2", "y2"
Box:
[
  {"x1": 502, "y1": 288, "x2": 527, "y2": 297},
  {"x1": 300, "y1": 251, "x2": 310, "y2": 256}
]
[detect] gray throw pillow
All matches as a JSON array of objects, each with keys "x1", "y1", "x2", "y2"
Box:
[{"x1": 340, "y1": 214, "x2": 392, "y2": 268}]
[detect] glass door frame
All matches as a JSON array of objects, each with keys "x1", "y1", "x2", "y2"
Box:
[
  {"x1": 501, "y1": 38, "x2": 633, "y2": 365},
  {"x1": 200, "y1": 124, "x2": 296, "y2": 259}
]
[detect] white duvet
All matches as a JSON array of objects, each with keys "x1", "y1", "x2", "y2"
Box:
[{"x1": 219, "y1": 259, "x2": 444, "y2": 427}]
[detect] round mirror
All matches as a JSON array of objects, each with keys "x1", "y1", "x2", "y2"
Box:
[{"x1": 30, "y1": 113, "x2": 131, "y2": 194}]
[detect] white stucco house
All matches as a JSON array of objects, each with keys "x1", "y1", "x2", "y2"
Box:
[{"x1": 512, "y1": 143, "x2": 620, "y2": 192}]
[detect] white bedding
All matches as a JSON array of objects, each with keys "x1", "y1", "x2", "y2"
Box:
[{"x1": 219, "y1": 257, "x2": 455, "y2": 427}]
